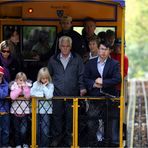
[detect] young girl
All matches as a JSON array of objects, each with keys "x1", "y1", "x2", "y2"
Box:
[
  {"x1": 10, "y1": 72, "x2": 32, "y2": 148},
  {"x1": 31, "y1": 67, "x2": 54, "y2": 147},
  {"x1": 0, "y1": 66, "x2": 10, "y2": 147}
]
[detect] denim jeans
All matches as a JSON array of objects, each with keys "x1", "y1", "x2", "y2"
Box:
[
  {"x1": 0, "y1": 114, "x2": 10, "y2": 147},
  {"x1": 37, "y1": 114, "x2": 51, "y2": 147},
  {"x1": 13, "y1": 115, "x2": 29, "y2": 146}
]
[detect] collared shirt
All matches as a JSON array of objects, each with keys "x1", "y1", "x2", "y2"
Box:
[
  {"x1": 60, "y1": 53, "x2": 71, "y2": 69},
  {"x1": 97, "y1": 57, "x2": 107, "y2": 77},
  {"x1": 89, "y1": 52, "x2": 98, "y2": 60}
]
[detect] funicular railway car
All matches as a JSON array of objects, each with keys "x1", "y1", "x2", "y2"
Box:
[{"x1": 0, "y1": 1, "x2": 126, "y2": 148}]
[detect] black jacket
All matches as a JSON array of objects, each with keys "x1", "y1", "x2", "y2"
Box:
[
  {"x1": 84, "y1": 57, "x2": 121, "y2": 97},
  {"x1": 48, "y1": 53, "x2": 85, "y2": 96}
]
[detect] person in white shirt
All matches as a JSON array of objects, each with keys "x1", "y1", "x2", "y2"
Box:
[{"x1": 31, "y1": 67, "x2": 54, "y2": 147}]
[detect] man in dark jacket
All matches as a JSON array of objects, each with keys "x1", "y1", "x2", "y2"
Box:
[
  {"x1": 50, "y1": 15, "x2": 85, "y2": 58},
  {"x1": 48, "y1": 36, "x2": 86, "y2": 147},
  {"x1": 84, "y1": 40, "x2": 121, "y2": 147}
]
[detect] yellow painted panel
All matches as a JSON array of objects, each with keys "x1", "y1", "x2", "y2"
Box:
[
  {"x1": 22, "y1": 1, "x2": 116, "y2": 20},
  {"x1": 0, "y1": 6, "x2": 22, "y2": 18}
]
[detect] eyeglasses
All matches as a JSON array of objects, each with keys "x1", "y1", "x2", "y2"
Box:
[{"x1": 1, "y1": 50, "x2": 10, "y2": 53}]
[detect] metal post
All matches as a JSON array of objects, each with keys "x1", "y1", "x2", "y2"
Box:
[
  {"x1": 31, "y1": 97, "x2": 37, "y2": 148},
  {"x1": 71, "y1": 98, "x2": 79, "y2": 148},
  {"x1": 120, "y1": 6, "x2": 125, "y2": 148}
]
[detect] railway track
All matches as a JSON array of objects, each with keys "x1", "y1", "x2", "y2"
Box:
[{"x1": 127, "y1": 80, "x2": 148, "y2": 147}]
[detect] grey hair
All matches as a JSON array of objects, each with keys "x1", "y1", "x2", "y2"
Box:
[{"x1": 59, "y1": 36, "x2": 72, "y2": 47}]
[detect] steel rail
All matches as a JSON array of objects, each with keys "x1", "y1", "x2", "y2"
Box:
[
  {"x1": 141, "y1": 81, "x2": 148, "y2": 142},
  {"x1": 127, "y1": 79, "x2": 136, "y2": 148}
]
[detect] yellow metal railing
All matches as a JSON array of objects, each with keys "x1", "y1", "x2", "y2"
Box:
[
  {"x1": 30, "y1": 97, "x2": 121, "y2": 148},
  {"x1": 4, "y1": 96, "x2": 122, "y2": 147},
  {"x1": 31, "y1": 97, "x2": 37, "y2": 148},
  {"x1": 120, "y1": 6, "x2": 125, "y2": 148},
  {"x1": 72, "y1": 98, "x2": 79, "y2": 148}
]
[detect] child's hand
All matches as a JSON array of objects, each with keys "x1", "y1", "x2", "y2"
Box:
[
  {"x1": 18, "y1": 83, "x2": 22, "y2": 88},
  {"x1": 43, "y1": 81, "x2": 49, "y2": 86},
  {"x1": 21, "y1": 82, "x2": 26, "y2": 87}
]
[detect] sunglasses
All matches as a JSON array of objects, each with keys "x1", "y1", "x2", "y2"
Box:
[{"x1": 1, "y1": 50, "x2": 10, "y2": 53}]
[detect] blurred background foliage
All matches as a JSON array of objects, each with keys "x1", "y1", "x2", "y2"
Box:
[{"x1": 126, "y1": 0, "x2": 148, "y2": 78}]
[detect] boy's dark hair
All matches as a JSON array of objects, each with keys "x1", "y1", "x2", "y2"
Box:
[
  {"x1": 98, "y1": 40, "x2": 111, "y2": 49},
  {"x1": 88, "y1": 36, "x2": 100, "y2": 47},
  {"x1": 106, "y1": 29, "x2": 115, "y2": 38},
  {"x1": 98, "y1": 31, "x2": 106, "y2": 42},
  {"x1": 83, "y1": 17, "x2": 96, "y2": 25}
]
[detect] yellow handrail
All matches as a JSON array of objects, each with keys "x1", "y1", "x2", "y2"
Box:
[
  {"x1": 31, "y1": 97, "x2": 37, "y2": 148},
  {"x1": 5, "y1": 96, "x2": 121, "y2": 147},
  {"x1": 72, "y1": 98, "x2": 79, "y2": 148},
  {"x1": 120, "y1": 6, "x2": 125, "y2": 148}
]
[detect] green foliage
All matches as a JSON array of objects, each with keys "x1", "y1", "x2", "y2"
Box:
[{"x1": 125, "y1": 0, "x2": 148, "y2": 79}]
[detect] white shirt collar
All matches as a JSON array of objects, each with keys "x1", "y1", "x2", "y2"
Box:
[
  {"x1": 97, "y1": 56, "x2": 107, "y2": 64},
  {"x1": 89, "y1": 52, "x2": 98, "y2": 60},
  {"x1": 60, "y1": 52, "x2": 71, "y2": 59}
]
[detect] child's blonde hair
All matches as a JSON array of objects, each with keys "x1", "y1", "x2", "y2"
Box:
[
  {"x1": 37, "y1": 67, "x2": 52, "y2": 82},
  {"x1": 15, "y1": 72, "x2": 27, "y2": 81}
]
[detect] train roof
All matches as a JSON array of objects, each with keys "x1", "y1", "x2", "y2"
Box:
[{"x1": 0, "y1": 0, "x2": 125, "y2": 7}]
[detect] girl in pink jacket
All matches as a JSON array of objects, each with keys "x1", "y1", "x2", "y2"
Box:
[{"x1": 10, "y1": 72, "x2": 32, "y2": 148}]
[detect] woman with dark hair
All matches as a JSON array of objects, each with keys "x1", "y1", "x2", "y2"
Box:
[
  {"x1": 4, "y1": 26, "x2": 23, "y2": 71},
  {"x1": 0, "y1": 40, "x2": 19, "y2": 82}
]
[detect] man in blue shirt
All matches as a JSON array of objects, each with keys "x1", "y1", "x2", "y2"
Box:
[{"x1": 84, "y1": 40, "x2": 121, "y2": 147}]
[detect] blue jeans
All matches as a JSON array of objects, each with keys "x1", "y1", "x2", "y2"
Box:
[
  {"x1": 13, "y1": 115, "x2": 29, "y2": 146},
  {"x1": 0, "y1": 114, "x2": 10, "y2": 147},
  {"x1": 37, "y1": 114, "x2": 51, "y2": 147}
]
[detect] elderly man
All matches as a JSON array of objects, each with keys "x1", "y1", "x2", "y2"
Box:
[
  {"x1": 50, "y1": 15, "x2": 85, "y2": 58},
  {"x1": 48, "y1": 36, "x2": 86, "y2": 147}
]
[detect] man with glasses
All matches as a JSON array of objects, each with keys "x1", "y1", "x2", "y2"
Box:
[{"x1": 84, "y1": 40, "x2": 121, "y2": 147}]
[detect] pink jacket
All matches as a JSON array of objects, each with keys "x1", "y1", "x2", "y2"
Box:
[{"x1": 10, "y1": 81, "x2": 31, "y2": 115}]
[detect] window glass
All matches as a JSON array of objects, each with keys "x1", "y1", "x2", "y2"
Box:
[
  {"x1": 23, "y1": 26, "x2": 56, "y2": 59},
  {"x1": 73, "y1": 26, "x2": 115, "y2": 35}
]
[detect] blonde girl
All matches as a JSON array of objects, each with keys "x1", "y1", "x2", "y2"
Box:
[
  {"x1": 10, "y1": 72, "x2": 32, "y2": 148},
  {"x1": 31, "y1": 67, "x2": 54, "y2": 147}
]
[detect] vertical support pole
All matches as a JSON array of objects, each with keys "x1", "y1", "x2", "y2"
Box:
[
  {"x1": 120, "y1": 6, "x2": 125, "y2": 148},
  {"x1": 31, "y1": 97, "x2": 37, "y2": 148},
  {"x1": 71, "y1": 98, "x2": 79, "y2": 148}
]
